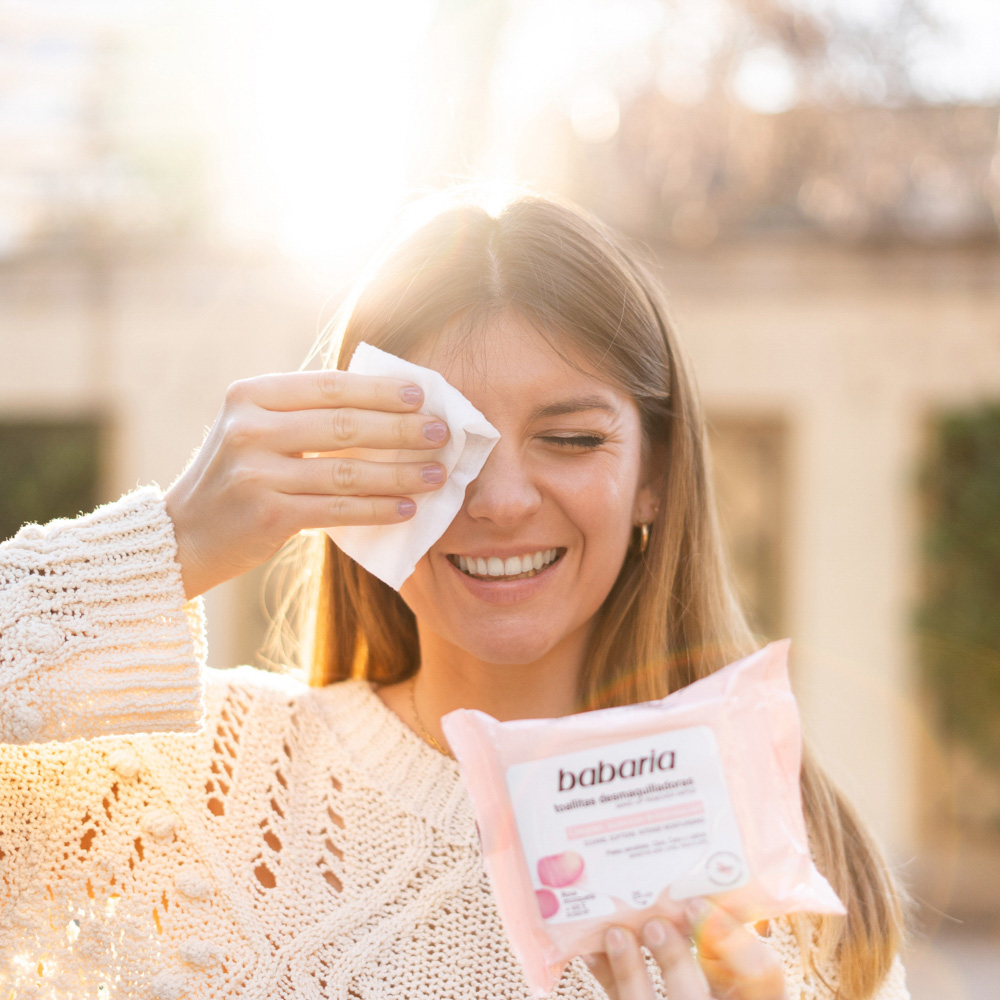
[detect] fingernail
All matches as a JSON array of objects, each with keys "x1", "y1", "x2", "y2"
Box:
[
  {"x1": 400, "y1": 385, "x2": 423, "y2": 406},
  {"x1": 685, "y1": 898, "x2": 709, "y2": 924},
  {"x1": 397, "y1": 499, "x2": 416, "y2": 517},
  {"x1": 642, "y1": 920, "x2": 666, "y2": 947},
  {"x1": 606, "y1": 927, "x2": 626, "y2": 955},
  {"x1": 423, "y1": 420, "x2": 448, "y2": 442},
  {"x1": 421, "y1": 464, "x2": 444, "y2": 484}
]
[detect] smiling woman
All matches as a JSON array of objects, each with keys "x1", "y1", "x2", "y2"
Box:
[
  {"x1": 303, "y1": 195, "x2": 907, "y2": 995},
  {"x1": 0, "y1": 193, "x2": 908, "y2": 1000}
]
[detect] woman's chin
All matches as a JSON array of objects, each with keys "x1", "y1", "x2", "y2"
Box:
[{"x1": 454, "y1": 630, "x2": 559, "y2": 668}]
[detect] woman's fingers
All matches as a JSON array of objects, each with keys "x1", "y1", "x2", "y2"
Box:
[
  {"x1": 584, "y1": 911, "x2": 786, "y2": 1000},
  {"x1": 229, "y1": 370, "x2": 426, "y2": 414},
  {"x1": 164, "y1": 369, "x2": 451, "y2": 599},
  {"x1": 288, "y1": 493, "x2": 419, "y2": 530},
  {"x1": 687, "y1": 902, "x2": 788, "y2": 1000},
  {"x1": 276, "y1": 456, "x2": 446, "y2": 498},
  {"x1": 699, "y1": 957, "x2": 737, "y2": 997},
  {"x1": 640, "y1": 920, "x2": 710, "y2": 999},
  {"x1": 584, "y1": 925, "x2": 709, "y2": 1000},
  {"x1": 264, "y1": 406, "x2": 449, "y2": 454},
  {"x1": 603, "y1": 927, "x2": 659, "y2": 1000}
]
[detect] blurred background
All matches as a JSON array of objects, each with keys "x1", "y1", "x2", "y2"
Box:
[{"x1": 1, "y1": 0, "x2": 998, "y2": 994}]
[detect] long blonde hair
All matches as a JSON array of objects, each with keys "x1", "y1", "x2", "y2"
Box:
[{"x1": 296, "y1": 193, "x2": 904, "y2": 997}]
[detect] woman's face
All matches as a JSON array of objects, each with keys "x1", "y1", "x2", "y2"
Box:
[{"x1": 399, "y1": 312, "x2": 657, "y2": 668}]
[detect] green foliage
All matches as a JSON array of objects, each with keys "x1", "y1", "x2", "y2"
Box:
[
  {"x1": 0, "y1": 422, "x2": 102, "y2": 543},
  {"x1": 916, "y1": 404, "x2": 1000, "y2": 767}
]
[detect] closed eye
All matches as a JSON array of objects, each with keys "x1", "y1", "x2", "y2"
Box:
[{"x1": 541, "y1": 434, "x2": 607, "y2": 449}]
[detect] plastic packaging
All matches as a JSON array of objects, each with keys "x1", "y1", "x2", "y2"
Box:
[{"x1": 441, "y1": 640, "x2": 845, "y2": 995}]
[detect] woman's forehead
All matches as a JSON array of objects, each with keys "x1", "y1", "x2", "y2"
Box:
[{"x1": 408, "y1": 312, "x2": 625, "y2": 407}]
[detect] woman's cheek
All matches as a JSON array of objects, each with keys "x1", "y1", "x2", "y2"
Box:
[{"x1": 540, "y1": 456, "x2": 636, "y2": 510}]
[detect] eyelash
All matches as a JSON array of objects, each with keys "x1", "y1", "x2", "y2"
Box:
[{"x1": 541, "y1": 434, "x2": 607, "y2": 449}]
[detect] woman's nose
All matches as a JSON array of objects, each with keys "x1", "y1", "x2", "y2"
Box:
[{"x1": 463, "y1": 442, "x2": 542, "y2": 527}]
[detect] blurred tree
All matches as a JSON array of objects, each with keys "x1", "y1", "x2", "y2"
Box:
[
  {"x1": 712, "y1": 0, "x2": 941, "y2": 106},
  {"x1": 916, "y1": 405, "x2": 1000, "y2": 770},
  {"x1": 539, "y1": 0, "x2": 997, "y2": 243},
  {"x1": 0, "y1": 423, "x2": 102, "y2": 543}
]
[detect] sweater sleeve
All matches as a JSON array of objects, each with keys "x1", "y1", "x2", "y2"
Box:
[{"x1": 0, "y1": 486, "x2": 206, "y2": 744}]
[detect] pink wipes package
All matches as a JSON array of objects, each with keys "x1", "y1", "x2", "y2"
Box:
[{"x1": 441, "y1": 640, "x2": 845, "y2": 995}]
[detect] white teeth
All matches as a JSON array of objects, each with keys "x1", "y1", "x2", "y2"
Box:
[{"x1": 453, "y1": 548, "x2": 561, "y2": 578}]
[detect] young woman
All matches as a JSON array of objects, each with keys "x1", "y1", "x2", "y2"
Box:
[{"x1": 0, "y1": 195, "x2": 908, "y2": 999}]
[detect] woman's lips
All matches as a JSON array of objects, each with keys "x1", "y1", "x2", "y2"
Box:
[
  {"x1": 447, "y1": 548, "x2": 564, "y2": 581},
  {"x1": 445, "y1": 549, "x2": 565, "y2": 604}
]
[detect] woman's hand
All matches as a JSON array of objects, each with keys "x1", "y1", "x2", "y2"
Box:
[
  {"x1": 165, "y1": 370, "x2": 449, "y2": 599},
  {"x1": 584, "y1": 901, "x2": 788, "y2": 1000}
]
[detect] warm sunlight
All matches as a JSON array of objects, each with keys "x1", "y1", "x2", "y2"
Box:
[
  {"x1": 201, "y1": 0, "x2": 437, "y2": 265},
  {"x1": 171, "y1": 0, "x2": 999, "y2": 268}
]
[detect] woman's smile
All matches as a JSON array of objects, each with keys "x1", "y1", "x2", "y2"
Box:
[
  {"x1": 446, "y1": 547, "x2": 563, "y2": 580},
  {"x1": 443, "y1": 545, "x2": 567, "y2": 605}
]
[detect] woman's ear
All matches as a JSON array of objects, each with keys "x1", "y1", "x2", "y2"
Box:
[
  {"x1": 633, "y1": 484, "x2": 658, "y2": 526},
  {"x1": 634, "y1": 439, "x2": 666, "y2": 524}
]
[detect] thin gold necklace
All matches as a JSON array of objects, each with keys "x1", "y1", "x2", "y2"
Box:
[{"x1": 408, "y1": 674, "x2": 454, "y2": 759}]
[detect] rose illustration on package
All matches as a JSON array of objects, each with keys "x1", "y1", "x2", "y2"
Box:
[{"x1": 536, "y1": 851, "x2": 586, "y2": 916}]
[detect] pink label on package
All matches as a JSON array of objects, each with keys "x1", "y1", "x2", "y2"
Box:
[{"x1": 506, "y1": 726, "x2": 749, "y2": 924}]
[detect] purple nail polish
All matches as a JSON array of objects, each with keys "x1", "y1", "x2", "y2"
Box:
[
  {"x1": 421, "y1": 464, "x2": 444, "y2": 484},
  {"x1": 423, "y1": 421, "x2": 448, "y2": 443},
  {"x1": 400, "y1": 385, "x2": 423, "y2": 406},
  {"x1": 397, "y1": 499, "x2": 416, "y2": 517}
]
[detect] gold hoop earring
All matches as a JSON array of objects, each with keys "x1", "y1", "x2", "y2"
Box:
[{"x1": 638, "y1": 522, "x2": 650, "y2": 555}]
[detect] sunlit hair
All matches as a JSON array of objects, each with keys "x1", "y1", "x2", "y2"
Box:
[{"x1": 287, "y1": 191, "x2": 904, "y2": 997}]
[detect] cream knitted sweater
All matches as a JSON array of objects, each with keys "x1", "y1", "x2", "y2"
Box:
[{"x1": 0, "y1": 490, "x2": 910, "y2": 1000}]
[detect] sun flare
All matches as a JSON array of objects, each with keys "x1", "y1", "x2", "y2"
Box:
[{"x1": 203, "y1": 0, "x2": 437, "y2": 265}]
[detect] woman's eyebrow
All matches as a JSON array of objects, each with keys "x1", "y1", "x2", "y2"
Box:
[{"x1": 529, "y1": 394, "x2": 620, "y2": 420}]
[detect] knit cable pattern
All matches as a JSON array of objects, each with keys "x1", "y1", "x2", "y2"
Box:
[
  {"x1": 0, "y1": 492, "x2": 910, "y2": 999},
  {"x1": 0, "y1": 486, "x2": 204, "y2": 744}
]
